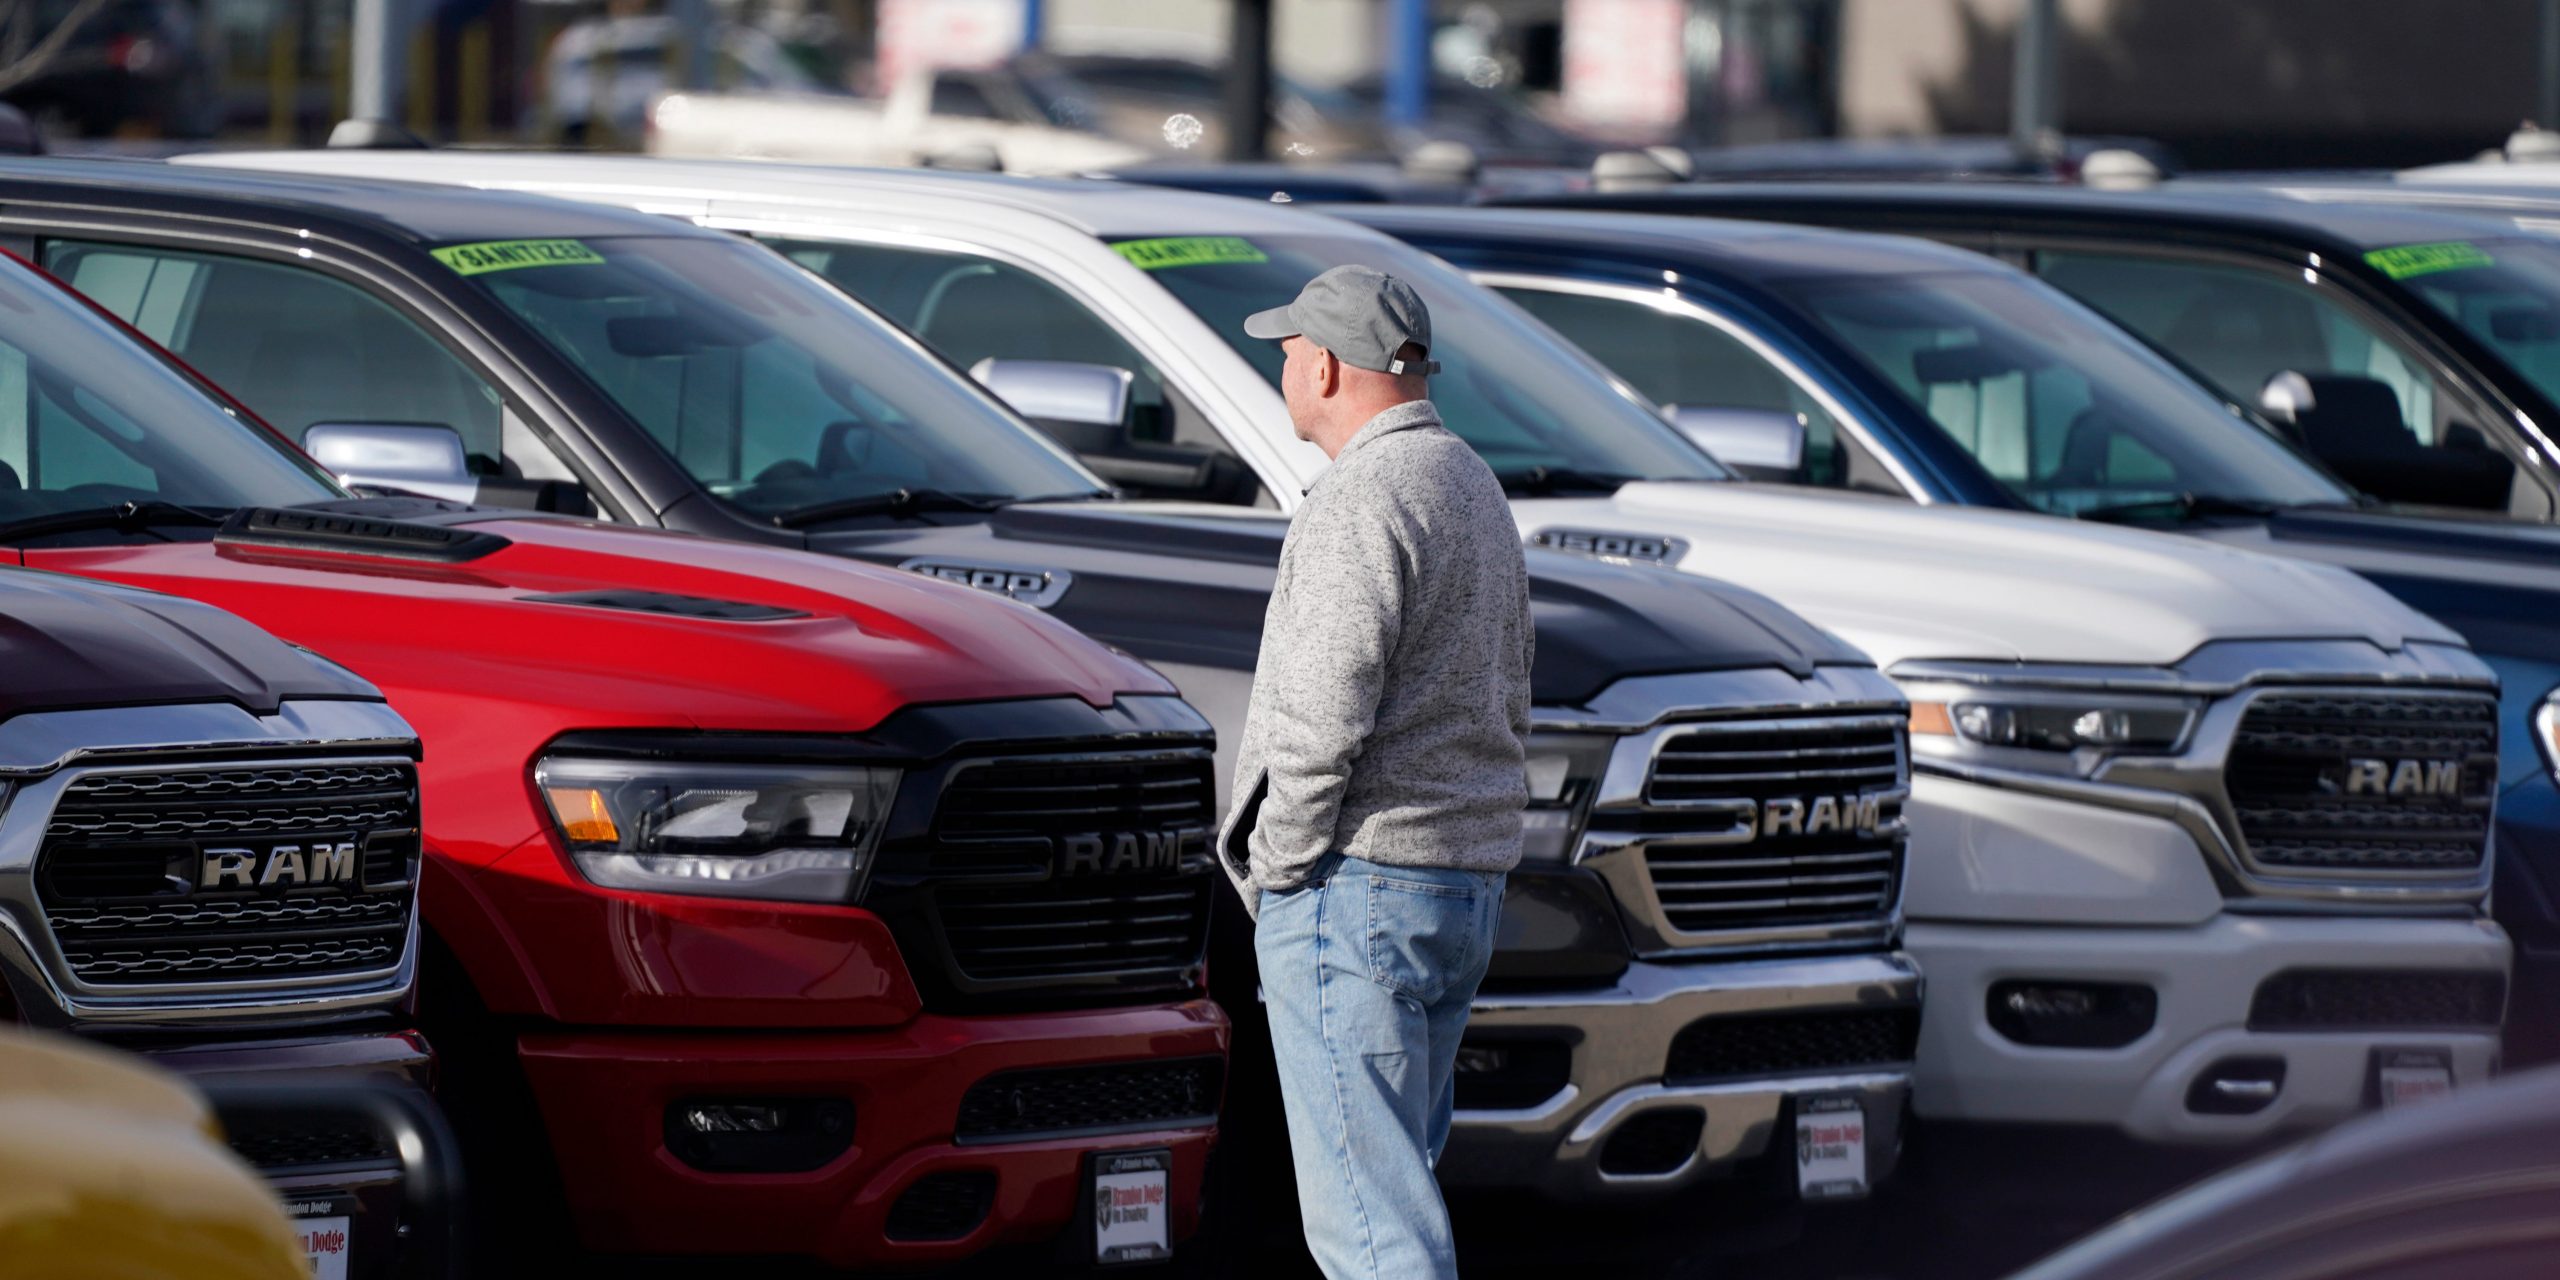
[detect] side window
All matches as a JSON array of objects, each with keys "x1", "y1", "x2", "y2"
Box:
[
  {"x1": 1496, "y1": 284, "x2": 1865, "y2": 490},
  {"x1": 40, "y1": 240, "x2": 514, "y2": 476},
  {"x1": 2037, "y1": 249, "x2": 2463, "y2": 445},
  {"x1": 769, "y1": 236, "x2": 1268, "y2": 506},
  {"x1": 0, "y1": 340, "x2": 160, "y2": 497}
]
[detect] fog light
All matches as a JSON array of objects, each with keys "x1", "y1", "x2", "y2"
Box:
[
  {"x1": 682, "y1": 1104, "x2": 786, "y2": 1134},
  {"x1": 1987, "y1": 980, "x2": 2158, "y2": 1048},
  {"x1": 1455, "y1": 1046, "x2": 1510, "y2": 1075},
  {"x1": 663, "y1": 1096, "x2": 854, "y2": 1173}
]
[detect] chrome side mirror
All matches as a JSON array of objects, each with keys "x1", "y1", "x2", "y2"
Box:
[
  {"x1": 1666, "y1": 406, "x2": 1807, "y2": 480},
  {"x1": 971, "y1": 359, "x2": 1136, "y2": 431},
  {"x1": 304, "y1": 422, "x2": 478, "y2": 503}
]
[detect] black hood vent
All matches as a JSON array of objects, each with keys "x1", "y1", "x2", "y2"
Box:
[{"x1": 520, "y1": 590, "x2": 806, "y2": 621}]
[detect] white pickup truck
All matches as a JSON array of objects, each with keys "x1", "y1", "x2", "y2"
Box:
[
  {"x1": 202, "y1": 153, "x2": 2513, "y2": 1161},
  {"x1": 642, "y1": 70, "x2": 1149, "y2": 175}
]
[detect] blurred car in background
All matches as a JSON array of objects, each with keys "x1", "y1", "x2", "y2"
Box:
[
  {"x1": 0, "y1": 1027, "x2": 309, "y2": 1280},
  {"x1": 645, "y1": 49, "x2": 1597, "y2": 175},
  {"x1": 540, "y1": 13, "x2": 828, "y2": 145},
  {"x1": 0, "y1": 0, "x2": 218, "y2": 138},
  {"x1": 1348, "y1": 203, "x2": 2560, "y2": 1068},
  {"x1": 2006, "y1": 1064, "x2": 2560, "y2": 1280}
]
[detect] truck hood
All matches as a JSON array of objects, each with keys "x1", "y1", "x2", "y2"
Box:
[
  {"x1": 2186, "y1": 505, "x2": 2560, "y2": 668},
  {"x1": 19, "y1": 502, "x2": 1168, "y2": 735},
  {"x1": 1515, "y1": 484, "x2": 2460, "y2": 668},
  {"x1": 0, "y1": 566, "x2": 380, "y2": 724},
  {"x1": 809, "y1": 500, "x2": 1870, "y2": 707}
]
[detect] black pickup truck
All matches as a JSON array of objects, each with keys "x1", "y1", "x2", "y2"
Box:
[{"x1": 0, "y1": 566, "x2": 455, "y2": 1278}]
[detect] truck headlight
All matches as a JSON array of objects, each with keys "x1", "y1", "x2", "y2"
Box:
[
  {"x1": 535, "y1": 758, "x2": 899, "y2": 903},
  {"x1": 1905, "y1": 687, "x2": 2197, "y2": 775},
  {"x1": 1521, "y1": 733, "x2": 1615, "y2": 864}
]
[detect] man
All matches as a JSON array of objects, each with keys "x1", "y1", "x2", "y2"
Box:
[{"x1": 1217, "y1": 264, "x2": 1534, "y2": 1280}]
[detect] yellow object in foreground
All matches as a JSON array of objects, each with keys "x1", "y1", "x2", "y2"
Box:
[{"x1": 0, "y1": 1028, "x2": 305, "y2": 1280}]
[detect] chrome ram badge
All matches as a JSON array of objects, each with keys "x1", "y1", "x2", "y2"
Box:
[
  {"x1": 200, "y1": 840, "x2": 360, "y2": 889},
  {"x1": 2340, "y1": 758, "x2": 2465, "y2": 799},
  {"x1": 1751, "y1": 794, "x2": 1885, "y2": 841},
  {"x1": 1525, "y1": 528, "x2": 1687, "y2": 564},
  {"x1": 899, "y1": 559, "x2": 1073, "y2": 608}
]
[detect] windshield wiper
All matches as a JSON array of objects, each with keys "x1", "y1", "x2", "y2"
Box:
[
  {"x1": 2076, "y1": 493, "x2": 2289, "y2": 525},
  {"x1": 0, "y1": 500, "x2": 231, "y2": 544},
  {"x1": 769, "y1": 488, "x2": 1016, "y2": 529},
  {"x1": 1496, "y1": 466, "x2": 1638, "y2": 497}
]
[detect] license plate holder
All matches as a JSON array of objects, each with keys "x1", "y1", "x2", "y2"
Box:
[
  {"x1": 1090, "y1": 1147, "x2": 1172, "y2": 1266},
  {"x1": 282, "y1": 1192, "x2": 356, "y2": 1280},
  {"x1": 2371, "y1": 1045, "x2": 2455, "y2": 1110},
  {"x1": 1795, "y1": 1093, "x2": 1869, "y2": 1201}
]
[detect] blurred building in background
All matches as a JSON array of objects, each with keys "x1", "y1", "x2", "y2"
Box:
[{"x1": 0, "y1": 0, "x2": 2547, "y2": 171}]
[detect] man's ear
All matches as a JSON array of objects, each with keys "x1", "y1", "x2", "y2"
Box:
[{"x1": 1318, "y1": 348, "x2": 1342, "y2": 397}]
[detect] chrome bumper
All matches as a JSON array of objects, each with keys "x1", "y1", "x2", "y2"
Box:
[{"x1": 1444, "y1": 951, "x2": 1921, "y2": 1201}]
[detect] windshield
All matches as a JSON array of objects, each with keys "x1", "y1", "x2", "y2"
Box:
[
  {"x1": 1789, "y1": 270, "x2": 2349, "y2": 516},
  {"x1": 448, "y1": 235, "x2": 1106, "y2": 520},
  {"x1": 1112, "y1": 233, "x2": 1726, "y2": 487},
  {"x1": 0, "y1": 260, "x2": 340, "y2": 526},
  {"x1": 2384, "y1": 237, "x2": 2560, "y2": 410}
]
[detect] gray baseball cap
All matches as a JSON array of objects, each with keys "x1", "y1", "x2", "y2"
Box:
[{"x1": 1242, "y1": 265, "x2": 1441, "y2": 375}]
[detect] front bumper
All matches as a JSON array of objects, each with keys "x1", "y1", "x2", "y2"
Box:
[
  {"x1": 1444, "y1": 952, "x2": 1920, "y2": 1201},
  {"x1": 142, "y1": 1026, "x2": 459, "y2": 1280},
  {"x1": 1910, "y1": 914, "x2": 2510, "y2": 1142},
  {"x1": 516, "y1": 998, "x2": 1228, "y2": 1268}
]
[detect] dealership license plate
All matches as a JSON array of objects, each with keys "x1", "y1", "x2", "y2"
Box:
[
  {"x1": 1795, "y1": 1094, "x2": 1869, "y2": 1201},
  {"x1": 2373, "y1": 1047, "x2": 2455, "y2": 1109},
  {"x1": 1092, "y1": 1148, "x2": 1172, "y2": 1265},
  {"x1": 282, "y1": 1195, "x2": 354, "y2": 1280}
]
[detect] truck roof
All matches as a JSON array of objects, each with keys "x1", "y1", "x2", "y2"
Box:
[
  {"x1": 1502, "y1": 180, "x2": 2535, "y2": 255},
  {"x1": 179, "y1": 150, "x2": 1376, "y2": 242},
  {"x1": 1338, "y1": 204, "x2": 2008, "y2": 284},
  {"x1": 0, "y1": 156, "x2": 710, "y2": 245}
]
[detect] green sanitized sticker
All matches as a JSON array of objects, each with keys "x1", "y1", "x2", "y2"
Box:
[
  {"x1": 1112, "y1": 236, "x2": 1269, "y2": 270},
  {"x1": 2364, "y1": 241, "x2": 2494, "y2": 280},
  {"x1": 432, "y1": 238, "x2": 608, "y2": 276}
]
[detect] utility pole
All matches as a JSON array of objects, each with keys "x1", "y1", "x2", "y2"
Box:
[
  {"x1": 668, "y1": 0, "x2": 710, "y2": 91},
  {"x1": 2010, "y1": 0, "x2": 2060, "y2": 158},
  {"x1": 1386, "y1": 0, "x2": 1429, "y2": 131},
  {"x1": 348, "y1": 0, "x2": 407, "y2": 125},
  {"x1": 1224, "y1": 0, "x2": 1272, "y2": 161}
]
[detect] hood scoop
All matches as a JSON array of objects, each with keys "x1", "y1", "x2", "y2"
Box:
[
  {"x1": 219, "y1": 505, "x2": 510, "y2": 562},
  {"x1": 522, "y1": 589, "x2": 807, "y2": 621}
]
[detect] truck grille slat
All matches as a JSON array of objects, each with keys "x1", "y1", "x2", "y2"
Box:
[
  {"x1": 35, "y1": 762, "x2": 421, "y2": 986},
  {"x1": 1637, "y1": 716, "x2": 1907, "y2": 939},
  {"x1": 2224, "y1": 692, "x2": 2496, "y2": 874}
]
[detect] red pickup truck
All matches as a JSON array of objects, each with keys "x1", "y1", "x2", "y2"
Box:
[{"x1": 0, "y1": 248, "x2": 1227, "y2": 1269}]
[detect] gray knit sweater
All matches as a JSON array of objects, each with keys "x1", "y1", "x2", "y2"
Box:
[{"x1": 1217, "y1": 401, "x2": 1534, "y2": 916}]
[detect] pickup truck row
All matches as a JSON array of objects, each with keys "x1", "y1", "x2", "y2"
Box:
[{"x1": 0, "y1": 148, "x2": 2529, "y2": 1278}]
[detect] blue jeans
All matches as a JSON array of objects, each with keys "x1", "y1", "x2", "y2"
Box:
[{"x1": 1255, "y1": 855, "x2": 1505, "y2": 1280}]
